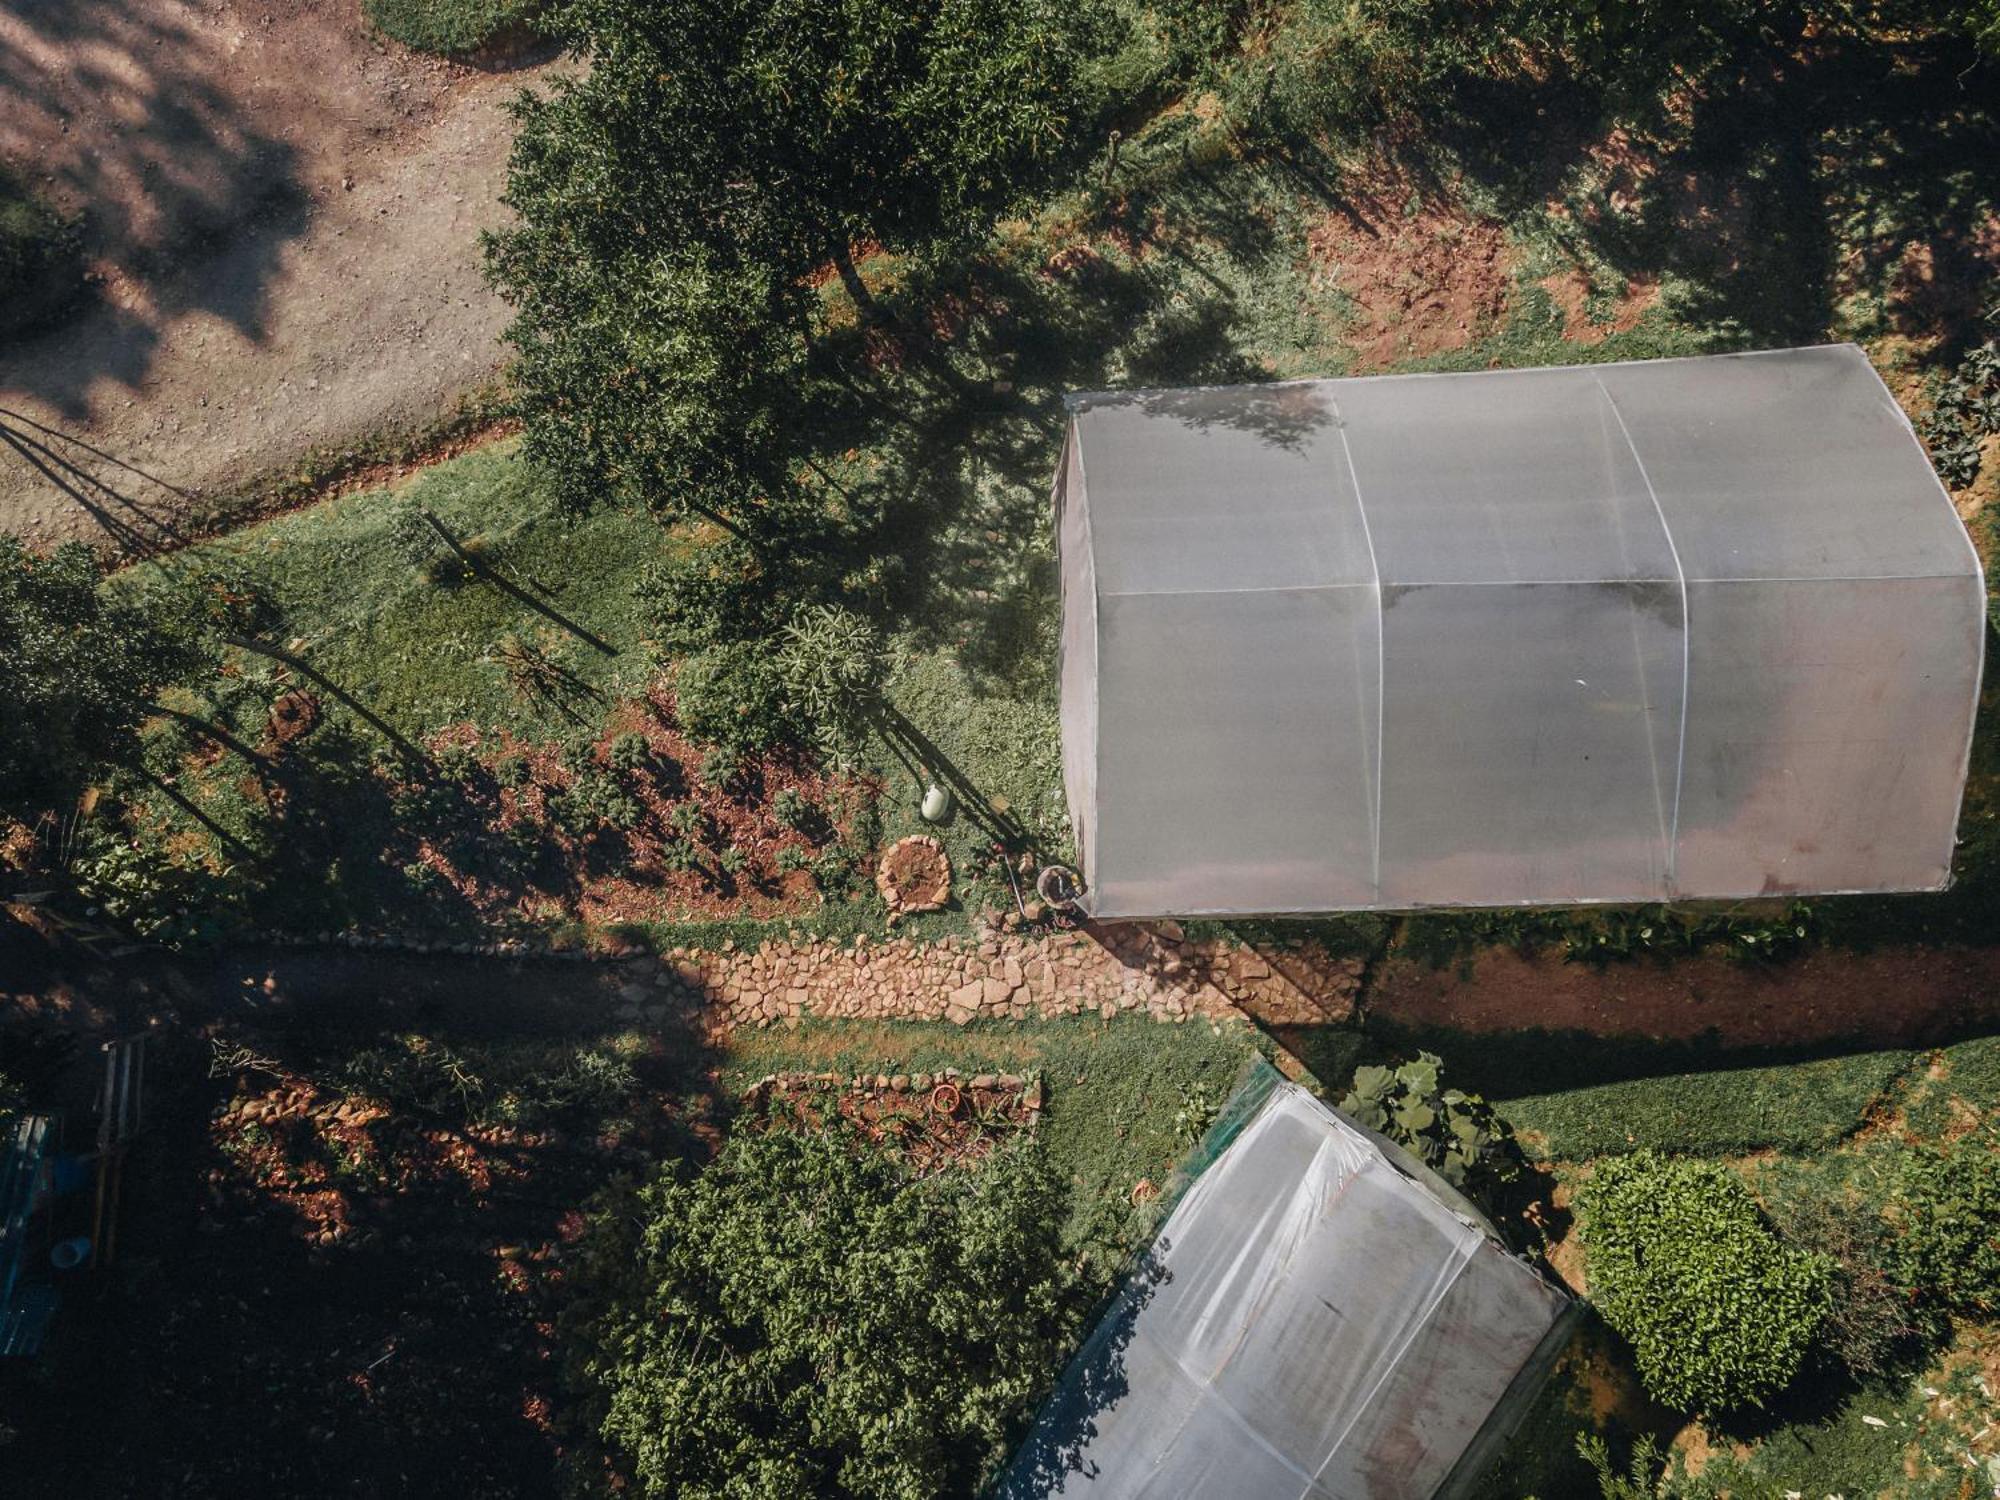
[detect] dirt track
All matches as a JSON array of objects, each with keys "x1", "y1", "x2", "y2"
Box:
[
  {"x1": 1366, "y1": 942, "x2": 2000, "y2": 1050},
  {"x1": 0, "y1": 0, "x2": 553, "y2": 548}
]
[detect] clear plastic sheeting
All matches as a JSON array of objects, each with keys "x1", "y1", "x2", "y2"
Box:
[
  {"x1": 1054, "y1": 345, "x2": 1986, "y2": 918},
  {"x1": 998, "y1": 1078, "x2": 1577, "y2": 1500}
]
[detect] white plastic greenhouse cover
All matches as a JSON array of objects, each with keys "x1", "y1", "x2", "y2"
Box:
[
  {"x1": 999, "y1": 1075, "x2": 1577, "y2": 1500},
  {"x1": 1055, "y1": 344, "x2": 1986, "y2": 919}
]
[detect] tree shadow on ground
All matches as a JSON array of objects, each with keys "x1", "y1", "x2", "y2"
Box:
[
  {"x1": 0, "y1": 0, "x2": 313, "y2": 416},
  {"x1": 1433, "y1": 35, "x2": 2000, "y2": 358},
  {"x1": 0, "y1": 954, "x2": 728, "y2": 1498},
  {"x1": 790, "y1": 149, "x2": 1295, "y2": 702}
]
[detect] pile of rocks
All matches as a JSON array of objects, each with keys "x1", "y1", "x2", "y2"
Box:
[{"x1": 611, "y1": 920, "x2": 1364, "y2": 1032}]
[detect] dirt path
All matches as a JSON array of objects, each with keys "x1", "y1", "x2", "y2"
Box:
[
  {"x1": 1366, "y1": 943, "x2": 2000, "y2": 1050},
  {"x1": 13, "y1": 910, "x2": 2000, "y2": 1084},
  {"x1": 0, "y1": 0, "x2": 552, "y2": 548}
]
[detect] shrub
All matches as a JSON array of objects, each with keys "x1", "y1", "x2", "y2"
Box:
[
  {"x1": 1574, "y1": 1152, "x2": 1832, "y2": 1413},
  {"x1": 364, "y1": 0, "x2": 541, "y2": 54},
  {"x1": 697, "y1": 745, "x2": 742, "y2": 794},
  {"x1": 560, "y1": 1127, "x2": 1076, "y2": 1499},
  {"x1": 1341, "y1": 1052, "x2": 1518, "y2": 1193},
  {"x1": 718, "y1": 845, "x2": 748, "y2": 876},
  {"x1": 1918, "y1": 340, "x2": 2000, "y2": 490},
  {"x1": 343, "y1": 1035, "x2": 639, "y2": 1124},
  {"x1": 1887, "y1": 1121, "x2": 2000, "y2": 1316},
  {"x1": 401, "y1": 858, "x2": 445, "y2": 894},
  {"x1": 493, "y1": 1045, "x2": 638, "y2": 1125},
  {"x1": 673, "y1": 642, "x2": 792, "y2": 753},
  {"x1": 343, "y1": 1034, "x2": 485, "y2": 1117},
  {"x1": 776, "y1": 845, "x2": 811, "y2": 875},
  {"x1": 776, "y1": 603, "x2": 886, "y2": 756},
  {"x1": 556, "y1": 770, "x2": 643, "y2": 832},
  {"x1": 1766, "y1": 1191, "x2": 1925, "y2": 1377},
  {"x1": 495, "y1": 752, "x2": 532, "y2": 787},
  {"x1": 667, "y1": 800, "x2": 706, "y2": 845},
  {"x1": 808, "y1": 851, "x2": 857, "y2": 898},
  {"x1": 772, "y1": 786, "x2": 813, "y2": 831},
  {"x1": 658, "y1": 838, "x2": 701, "y2": 875},
  {"x1": 608, "y1": 731, "x2": 653, "y2": 772}
]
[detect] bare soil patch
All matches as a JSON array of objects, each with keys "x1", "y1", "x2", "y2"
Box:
[
  {"x1": 876, "y1": 834, "x2": 952, "y2": 920},
  {"x1": 1305, "y1": 167, "x2": 1514, "y2": 368},
  {"x1": 398, "y1": 683, "x2": 879, "y2": 930},
  {"x1": 1368, "y1": 943, "x2": 2000, "y2": 1050},
  {"x1": 743, "y1": 1069, "x2": 1037, "y2": 1175},
  {"x1": 1538, "y1": 265, "x2": 1660, "y2": 343},
  {"x1": 0, "y1": 0, "x2": 552, "y2": 548}
]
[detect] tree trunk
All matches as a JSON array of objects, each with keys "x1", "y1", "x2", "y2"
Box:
[{"x1": 829, "y1": 241, "x2": 879, "y2": 322}]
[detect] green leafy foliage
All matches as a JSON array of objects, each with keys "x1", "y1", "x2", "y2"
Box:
[
  {"x1": 1886, "y1": 1120, "x2": 2000, "y2": 1316},
  {"x1": 666, "y1": 800, "x2": 706, "y2": 845},
  {"x1": 554, "y1": 768, "x2": 642, "y2": 832},
  {"x1": 0, "y1": 536, "x2": 207, "y2": 818},
  {"x1": 341, "y1": 1033, "x2": 639, "y2": 1124},
  {"x1": 485, "y1": 0, "x2": 1105, "y2": 529},
  {"x1": 1575, "y1": 1152, "x2": 1832, "y2": 1413},
  {"x1": 607, "y1": 732, "x2": 652, "y2": 772},
  {"x1": 672, "y1": 642, "x2": 791, "y2": 753},
  {"x1": 776, "y1": 603, "x2": 887, "y2": 758},
  {"x1": 772, "y1": 787, "x2": 813, "y2": 832},
  {"x1": 1576, "y1": 1433, "x2": 1674, "y2": 1500},
  {"x1": 561, "y1": 1126, "x2": 1077, "y2": 1499},
  {"x1": 1341, "y1": 1051, "x2": 1518, "y2": 1192},
  {"x1": 696, "y1": 745, "x2": 742, "y2": 794},
  {"x1": 1918, "y1": 340, "x2": 2000, "y2": 490},
  {"x1": 635, "y1": 540, "x2": 781, "y2": 655}
]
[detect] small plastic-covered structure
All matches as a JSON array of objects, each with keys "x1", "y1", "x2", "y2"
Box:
[
  {"x1": 999, "y1": 1066, "x2": 1577, "y2": 1500},
  {"x1": 1054, "y1": 345, "x2": 1986, "y2": 918}
]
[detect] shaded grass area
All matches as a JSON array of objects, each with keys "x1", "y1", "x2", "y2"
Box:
[
  {"x1": 364, "y1": 0, "x2": 541, "y2": 55},
  {"x1": 129, "y1": 441, "x2": 660, "y2": 741},
  {"x1": 1504, "y1": 1049, "x2": 1916, "y2": 1160}
]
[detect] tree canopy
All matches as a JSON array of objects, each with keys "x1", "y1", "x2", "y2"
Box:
[
  {"x1": 561, "y1": 1125, "x2": 1078, "y2": 1499},
  {"x1": 0, "y1": 536, "x2": 204, "y2": 820},
  {"x1": 485, "y1": 0, "x2": 1104, "y2": 526}
]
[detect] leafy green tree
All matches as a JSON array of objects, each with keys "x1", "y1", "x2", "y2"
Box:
[
  {"x1": 0, "y1": 536, "x2": 205, "y2": 819},
  {"x1": 486, "y1": 0, "x2": 1104, "y2": 527},
  {"x1": 562, "y1": 1126, "x2": 1076, "y2": 1500}
]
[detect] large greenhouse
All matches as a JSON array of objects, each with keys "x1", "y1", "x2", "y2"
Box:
[{"x1": 1053, "y1": 344, "x2": 1986, "y2": 920}]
